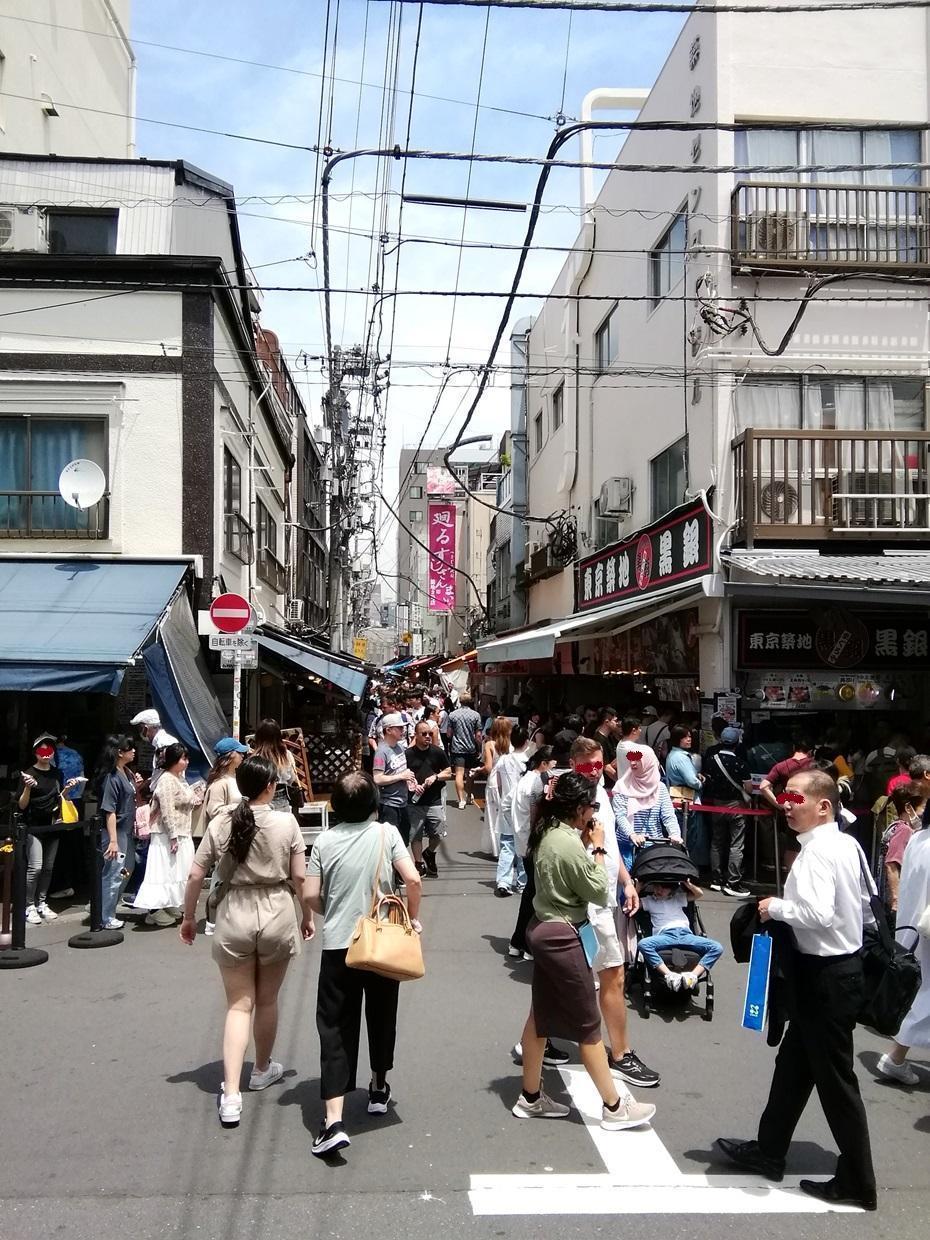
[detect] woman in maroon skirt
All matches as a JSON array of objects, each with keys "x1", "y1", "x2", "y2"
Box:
[{"x1": 512, "y1": 771, "x2": 656, "y2": 1131}]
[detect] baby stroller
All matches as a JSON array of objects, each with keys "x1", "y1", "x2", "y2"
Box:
[{"x1": 629, "y1": 844, "x2": 715, "y2": 1022}]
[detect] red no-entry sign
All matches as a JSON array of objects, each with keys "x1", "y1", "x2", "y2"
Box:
[{"x1": 209, "y1": 592, "x2": 252, "y2": 634}]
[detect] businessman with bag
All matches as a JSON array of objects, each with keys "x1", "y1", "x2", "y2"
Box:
[{"x1": 715, "y1": 768, "x2": 878, "y2": 1211}]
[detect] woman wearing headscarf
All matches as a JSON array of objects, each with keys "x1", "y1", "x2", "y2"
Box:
[{"x1": 611, "y1": 747, "x2": 682, "y2": 871}]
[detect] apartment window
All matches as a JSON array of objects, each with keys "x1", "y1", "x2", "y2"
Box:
[
  {"x1": 534, "y1": 410, "x2": 544, "y2": 454},
  {"x1": 735, "y1": 127, "x2": 921, "y2": 187},
  {"x1": 0, "y1": 416, "x2": 107, "y2": 537},
  {"x1": 46, "y1": 209, "x2": 118, "y2": 255},
  {"x1": 649, "y1": 210, "x2": 687, "y2": 306},
  {"x1": 409, "y1": 485, "x2": 423, "y2": 499},
  {"x1": 736, "y1": 375, "x2": 925, "y2": 432},
  {"x1": 409, "y1": 509, "x2": 424, "y2": 523},
  {"x1": 650, "y1": 435, "x2": 688, "y2": 520},
  {"x1": 552, "y1": 384, "x2": 564, "y2": 431},
  {"x1": 594, "y1": 309, "x2": 618, "y2": 372},
  {"x1": 256, "y1": 500, "x2": 277, "y2": 557}
]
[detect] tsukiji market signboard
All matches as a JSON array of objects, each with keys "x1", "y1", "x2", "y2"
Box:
[
  {"x1": 737, "y1": 609, "x2": 930, "y2": 670},
  {"x1": 575, "y1": 499, "x2": 714, "y2": 613}
]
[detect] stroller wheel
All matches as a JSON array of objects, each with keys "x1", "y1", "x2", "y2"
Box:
[{"x1": 703, "y1": 997, "x2": 714, "y2": 1022}]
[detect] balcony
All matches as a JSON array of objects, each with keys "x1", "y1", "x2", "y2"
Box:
[
  {"x1": 732, "y1": 429, "x2": 930, "y2": 546},
  {"x1": 258, "y1": 546, "x2": 288, "y2": 595},
  {"x1": 731, "y1": 181, "x2": 930, "y2": 272},
  {"x1": 0, "y1": 492, "x2": 108, "y2": 539}
]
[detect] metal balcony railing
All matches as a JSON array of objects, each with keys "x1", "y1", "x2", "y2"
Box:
[
  {"x1": 0, "y1": 491, "x2": 108, "y2": 539},
  {"x1": 731, "y1": 181, "x2": 930, "y2": 271},
  {"x1": 732, "y1": 429, "x2": 930, "y2": 546}
]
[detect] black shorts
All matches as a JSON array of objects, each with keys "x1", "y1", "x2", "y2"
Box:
[
  {"x1": 381, "y1": 803, "x2": 412, "y2": 846},
  {"x1": 451, "y1": 750, "x2": 479, "y2": 769}
]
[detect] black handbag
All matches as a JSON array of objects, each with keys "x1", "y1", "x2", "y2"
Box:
[{"x1": 855, "y1": 850, "x2": 922, "y2": 1036}]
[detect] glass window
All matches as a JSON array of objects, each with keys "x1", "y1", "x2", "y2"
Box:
[
  {"x1": 534, "y1": 411, "x2": 544, "y2": 454},
  {"x1": 223, "y1": 448, "x2": 241, "y2": 514},
  {"x1": 409, "y1": 485, "x2": 423, "y2": 499},
  {"x1": 736, "y1": 375, "x2": 926, "y2": 431},
  {"x1": 46, "y1": 210, "x2": 118, "y2": 255},
  {"x1": 650, "y1": 436, "x2": 688, "y2": 520},
  {"x1": 0, "y1": 415, "x2": 106, "y2": 535},
  {"x1": 256, "y1": 500, "x2": 277, "y2": 555},
  {"x1": 552, "y1": 384, "x2": 564, "y2": 431},
  {"x1": 595, "y1": 310, "x2": 618, "y2": 372},
  {"x1": 409, "y1": 509, "x2": 423, "y2": 524},
  {"x1": 649, "y1": 210, "x2": 687, "y2": 305}
]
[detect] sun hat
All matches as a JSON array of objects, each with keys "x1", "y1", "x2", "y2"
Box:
[{"x1": 381, "y1": 712, "x2": 404, "y2": 728}]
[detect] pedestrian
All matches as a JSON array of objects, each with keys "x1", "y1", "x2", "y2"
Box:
[
  {"x1": 552, "y1": 714, "x2": 583, "y2": 756},
  {"x1": 372, "y1": 712, "x2": 416, "y2": 845},
  {"x1": 93, "y1": 734, "x2": 139, "y2": 930},
  {"x1": 508, "y1": 747, "x2": 558, "y2": 962},
  {"x1": 635, "y1": 877, "x2": 723, "y2": 992},
  {"x1": 202, "y1": 737, "x2": 249, "y2": 826},
  {"x1": 886, "y1": 746, "x2": 917, "y2": 797},
  {"x1": 479, "y1": 716, "x2": 513, "y2": 858},
  {"x1": 511, "y1": 772, "x2": 656, "y2": 1131},
  {"x1": 180, "y1": 754, "x2": 312, "y2": 1128},
  {"x1": 878, "y1": 781, "x2": 926, "y2": 917},
  {"x1": 642, "y1": 706, "x2": 675, "y2": 761},
  {"x1": 701, "y1": 726, "x2": 753, "y2": 897},
  {"x1": 134, "y1": 743, "x2": 202, "y2": 927},
  {"x1": 494, "y1": 725, "x2": 530, "y2": 896},
  {"x1": 447, "y1": 693, "x2": 483, "y2": 810},
  {"x1": 251, "y1": 719, "x2": 299, "y2": 811},
  {"x1": 715, "y1": 769, "x2": 878, "y2": 1211},
  {"x1": 303, "y1": 772, "x2": 422, "y2": 1157},
  {"x1": 591, "y1": 708, "x2": 621, "y2": 787},
  {"x1": 664, "y1": 724, "x2": 702, "y2": 831},
  {"x1": 130, "y1": 708, "x2": 178, "y2": 774},
  {"x1": 612, "y1": 747, "x2": 682, "y2": 872},
  {"x1": 418, "y1": 703, "x2": 442, "y2": 748},
  {"x1": 438, "y1": 695, "x2": 454, "y2": 756},
  {"x1": 17, "y1": 732, "x2": 82, "y2": 925},
  {"x1": 405, "y1": 720, "x2": 452, "y2": 876},
  {"x1": 758, "y1": 735, "x2": 814, "y2": 810}
]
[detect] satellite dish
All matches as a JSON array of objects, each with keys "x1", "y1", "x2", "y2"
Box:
[{"x1": 58, "y1": 459, "x2": 106, "y2": 510}]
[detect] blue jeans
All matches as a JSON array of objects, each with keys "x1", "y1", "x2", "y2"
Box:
[
  {"x1": 99, "y1": 825, "x2": 132, "y2": 924},
  {"x1": 496, "y1": 835, "x2": 526, "y2": 890},
  {"x1": 638, "y1": 926, "x2": 723, "y2": 971}
]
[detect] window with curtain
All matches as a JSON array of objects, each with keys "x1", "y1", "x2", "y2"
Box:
[
  {"x1": 650, "y1": 436, "x2": 688, "y2": 520},
  {"x1": 649, "y1": 210, "x2": 687, "y2": 306},
  {"x1": 736, "y1": 375, "x2": 925, "y2": 431},
  {"x1": 0, "y1": 416, "x2": 106, "y2": 537}
]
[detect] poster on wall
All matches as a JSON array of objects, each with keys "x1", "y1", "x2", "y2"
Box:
[
  {"x1": 427, "y1": 502, "x2": 457, "y2": 613},
  {"x1": 426, "y1": 465, "x2": 458, "y2": 495}
]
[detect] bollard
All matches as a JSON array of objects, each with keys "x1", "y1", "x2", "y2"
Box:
[
  {"x1": 68, "y1": 819, "x2": 123, "y2": 949},
  {"x1": 0, "y1": 816, "x2": 49, "y2": 969}
]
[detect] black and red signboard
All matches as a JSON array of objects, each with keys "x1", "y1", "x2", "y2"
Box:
[
  {"x1": 737, "y1": 609, "x2": 930, "y2": 670},
  {"x1": 575, "y1": 498, "x2": 714, "y2": 613}
]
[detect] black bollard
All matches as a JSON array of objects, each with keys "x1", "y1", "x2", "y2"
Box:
[
  {"x1": 68, "y1": 819, "x2": 123, "y2": 950},
  {"x1": 0, "y1": 816, "x2": 49, "y2": 969}
]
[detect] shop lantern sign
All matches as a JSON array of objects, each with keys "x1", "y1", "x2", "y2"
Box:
[
  {"x1": 575, "y1": 498, "x2": 713, "y2": 613},
  {"x1": 738, "y1": 609, "x2": 930, "y2": 670},
  {"x1": 427, "y1": 502, "x2": 457, "y2": 613}
]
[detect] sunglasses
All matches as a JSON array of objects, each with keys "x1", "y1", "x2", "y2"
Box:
[
  {"x1": 574, "y1": 760, "x2": 604, "y2": 775},
  {"x1": 626, "y1": 750, "x2": 644, "y2": 762},
  {"x1": 776, "y1": 791, "x2": 806, "y2": 806}
]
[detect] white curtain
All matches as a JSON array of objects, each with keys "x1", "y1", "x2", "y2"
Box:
[{"x1": 736, "y1": 378, "x2": 800, "y2": 431}]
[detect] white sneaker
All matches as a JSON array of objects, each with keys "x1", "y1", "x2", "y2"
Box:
[
  {"x1": 248, "y1": 1060, "x2": 284, "y2": 1091},
  {"x1": 145, "y1": 909, "x2": 176, "y2": 927},
  {"x1": 104, "y1": 918, "x2": 125, "y2": 930},
  {"x1": 664, "y1": 971, "x2": 682, "y2": 991},
  {"x1": 458, "y1": 799, "x2": 467, "y2": 810},
  {"x1": 204, "y1": 920, "x2": 216, "y2": 936},
  {"x1": 218, "y1": 1088, "x2": 242, "y2": 1127},
  {"x1": 877, "y1": 1053, "x2": 919, "y2": 1085},
  {"x1": 25, "y1": 904, "x2": 43, "y2": 926},
  {"x1": 36, "y1": 903, "x2": 58, "y2": 922},
  {"x1": 601, "y1": 1097, "x2": 656, "y2": 1130},
  {"x1": 512, "y1": 1090, "x2": 570, "y2": 1119}
]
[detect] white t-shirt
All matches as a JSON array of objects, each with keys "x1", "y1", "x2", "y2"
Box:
[
  {"x1": 588, "y1": 781, "x2": 621, "y2": 911},
  {"x1": 511, "y1": 769, "x2": 544, "y2": 856},
  {"x1": 642, "y1": 892, "x2": 690, "y2": 933},
  {"x1": 495, "y1": 750, "x2": 529, "y2": 834}
]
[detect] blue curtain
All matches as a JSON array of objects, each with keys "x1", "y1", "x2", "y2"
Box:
[
  {"x1": 0, "y1": 421, "x2": 26, "y2": 533},
  {"x1": 31, "y1": 420, "x2": 105, "y2": 532}
]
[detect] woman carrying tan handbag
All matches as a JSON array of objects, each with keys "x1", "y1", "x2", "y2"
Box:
[{"x1": 303, "y1": 771, "x2": 422, "y2": 1159}]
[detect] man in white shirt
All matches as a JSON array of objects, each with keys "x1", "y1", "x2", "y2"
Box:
[{"x1": 715, "y1": 768, "x2": 877, "y2": 1212}]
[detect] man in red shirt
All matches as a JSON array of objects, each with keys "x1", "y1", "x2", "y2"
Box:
[{"x1": 759, "y1": 737, "x2": 814, "y2": 811}]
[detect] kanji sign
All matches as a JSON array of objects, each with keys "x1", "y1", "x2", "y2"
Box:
[
  {"x1": 575, "y1": 498, "x2": 713, "y2": 613},
  {"x1": 737, "y1": 609, "x2": 930, "y2": 670},
  {"x1": 427, "y1": 502, "x2": 457, "y2": 613}
]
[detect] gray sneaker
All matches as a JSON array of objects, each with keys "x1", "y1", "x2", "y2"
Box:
[
  {"x1": 512, "y1": 1090, "x2": 570, "y2": 1120},
  {"x1": 601, "y1": 1098, "x2": 656, "y2": 1130}
]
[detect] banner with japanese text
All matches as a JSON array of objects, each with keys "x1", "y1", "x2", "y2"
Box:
[
  {"x1": 427, "y1": 502, "x2": 457, "y2": 613},
  {"x1": 737, "y1": 609, "x2": 930, "y2": 670}
]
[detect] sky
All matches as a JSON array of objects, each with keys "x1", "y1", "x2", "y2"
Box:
[{"x1": 132, "y1": 0, "x2": 687, "y2": 580}]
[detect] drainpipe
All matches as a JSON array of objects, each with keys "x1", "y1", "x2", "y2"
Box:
[{"x1": 101, "y1": 0, "x2": 136, "y2": 157}]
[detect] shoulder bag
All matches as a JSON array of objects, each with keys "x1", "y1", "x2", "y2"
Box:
[
  {"x1": 855, "y1": 847, "x2": 922, "y2": 1036},
  {"x1": 205, "y1": 839, "x2": 240, "y2": 923},
  {"x1": 346, "y1": 827, "x2": 425, "y2": 982},
  {"x1": 711, "y1": 752, "x2": 751, "y2": 804}
]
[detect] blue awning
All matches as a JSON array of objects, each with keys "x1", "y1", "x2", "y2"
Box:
[
  {"x1": 0, "y1": 559, "x2": 188, "y2": 693},
  {"x1": 257, "y1": 631, "x2": 369, "y2": 699}
]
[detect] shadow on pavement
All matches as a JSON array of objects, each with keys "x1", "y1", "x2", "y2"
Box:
[
  {"x1": 277, "y1": 1075, "x2": 405, "y2": 1139},
  {"x1": 685, "y1": 1139, "x2": 839, "y2": 1177}
]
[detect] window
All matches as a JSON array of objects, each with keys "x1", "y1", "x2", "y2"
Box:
[
  {"x1": 595, "y1": 309, "x2": 618, "y2": 372},
  {"x1": 649, "y1": 210, "x2": 687, "y2": 305},
  {"x1": 650, "y1": 436, "x2": 688, "y2": 520},
  {"x1": 736, "y1": 375, "x2": 925, "y2": 432},
  {"x1": 534, "y1": 410, "x2": 544, "y2": 454},
  {"x1": 552, "y1": 384, "x2": 564, "y2": 431},
  {"x1": 256, "y1": 500, "x2": 277, "y2": 556},
  {"x1": 46, "y1": 210, "x2": 118, "y2": 255},
  {"x1": 0, "y1": 416, "x2": 107, "y2": 538},
  {"x1": 735, "y1": 127, "x2": 921, "y2": 187},
  {"x1": 409, "y1": 509, "x2": 424, "y2": 524},
  {"x1": 223, "y1": 448, "x2": 251, "y2": 560},
  {"x1": 409, "y1": 485, "x2": 423, "y2": 499}
]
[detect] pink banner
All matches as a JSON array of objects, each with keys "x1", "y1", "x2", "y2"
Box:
[{"x1": 427, "y1": 502, "x2": 456, "y2": 613}]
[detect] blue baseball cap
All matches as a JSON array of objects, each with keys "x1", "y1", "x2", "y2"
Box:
[
  {"x1": 215, "y1": 737, "x2": 249, "y2": 756},
  {"x1": 721, "y1": 726, "x2": 742, "y2": 744}
]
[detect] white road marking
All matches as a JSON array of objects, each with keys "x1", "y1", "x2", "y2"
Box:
[{"x1": 469, "y1": 1067, "x2": 862, "y2": 1216}]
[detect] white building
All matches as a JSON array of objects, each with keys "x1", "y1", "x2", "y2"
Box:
[{"x1": 481, "y1": 1, "x2": 930, "y2": 741}]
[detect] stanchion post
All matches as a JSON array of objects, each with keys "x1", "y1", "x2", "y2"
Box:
[
  {"x1": 0, "y1": 814, "x2": 49, "y2": 969},
  {"x1": 68, "y1": 819, "x2": 123, "y2": 950},
  {"x1": 1, "y1": 832, "x2": 14, "y2": 948}
]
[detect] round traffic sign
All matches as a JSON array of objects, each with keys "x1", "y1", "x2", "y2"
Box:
[{"x1": 210, "y1": 592, "x2": 252, "y2": 634}]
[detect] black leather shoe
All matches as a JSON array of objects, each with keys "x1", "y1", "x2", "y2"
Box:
[
  {"x1": 714, "y1": 1137, "x2": 785, "y2": 1182},
  {"x1": 799, "y1": 1179, "x2": 877, "y2": 1211}
]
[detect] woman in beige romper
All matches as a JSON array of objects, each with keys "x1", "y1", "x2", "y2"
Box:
[{"x1": 180, "y1": 754, "x2": 314, "y2": 1127}]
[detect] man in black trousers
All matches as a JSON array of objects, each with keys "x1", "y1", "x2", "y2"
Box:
[{"x1": 715, "y1": 768, "x2": 877, "y2": 1211}]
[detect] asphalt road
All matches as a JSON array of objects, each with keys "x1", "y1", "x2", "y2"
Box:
[{"x1": 1, "y1": 805, "x2": 927, "y2": 1240}]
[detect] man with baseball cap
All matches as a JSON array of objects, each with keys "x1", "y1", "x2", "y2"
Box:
[
  {"x1": 372, "y1": 712, "x2": 417, "y2": 844},
  {"x1": 701, "y1": 725, "x2": 752, "y2": 897},
  {"x1": 130, "y1": 709, "x2": 178, "y2": 755}
]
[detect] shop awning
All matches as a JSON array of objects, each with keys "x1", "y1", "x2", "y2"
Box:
[
  {"x1": 381, "y1": 657, "x2": 415, "y2": 674},
  {"x1": 476, "y1": 578, "x2": 714, "y2": 666},
  {"x1": 257, "y1": 630, "x2": 369, "y2": 699},
  {"x1": 726, "y1": 550, "x2": 930, "y2": 589},
  {"x1": 0, "y1": 559, "x2": 188, "y2": 693}
]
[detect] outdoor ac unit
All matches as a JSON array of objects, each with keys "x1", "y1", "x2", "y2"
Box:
[
  {"x1": 748, "y1": 211, "x2": 806, "y2": 258},
  {"x1": 287, "y1": 598, "x2": 305, "y2": 622},
  {"x1": 760, "y1": 479, "x2": 800, "y2": 522},
  {"x1": 598, "y1": 476, "x2": 634, "y2": 517},
  {"x1": 0, "y1": 206, "x2": 47, "y2": 253}
]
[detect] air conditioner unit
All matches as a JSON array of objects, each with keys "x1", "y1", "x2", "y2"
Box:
[
  {"x1": 747, "y1": 211, "x2": 806, "y2": 258},
  {"x1": 0, "y1": 206, "x2": 47, "y2": 253},
  {"x1": 759, "y1": 479, "x2": 800, "y2": 523},
  {"x1": 287, "y1": 598, "x2": 305, "y2": 622},
  {"x1": 598, "y1": 476, "x2": 634, "y2": 517}
]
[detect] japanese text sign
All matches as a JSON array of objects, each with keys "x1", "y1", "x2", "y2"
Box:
[
  {"x1": 737, "y1": 609, "x2": 930, "y2": 670},
  {"x1": 427, "y1": 502, "x2": 457, "y2": 613}
]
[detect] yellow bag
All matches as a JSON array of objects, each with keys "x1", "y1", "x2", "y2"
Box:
[
  {"x1": 345, "y1": 828, "x2": 424, "y2": 983},
  {"x1": 59, "y1": 796, "x2": 79, "y2": 824}
]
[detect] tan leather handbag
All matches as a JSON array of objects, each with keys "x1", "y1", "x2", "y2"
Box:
[{"x1": 345, "y1": 828, "x2": 425, "y2": 982}]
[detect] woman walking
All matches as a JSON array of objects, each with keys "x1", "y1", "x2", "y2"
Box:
[
  {"x1": 478, "y1": 716, "x2": 512, "y2": 858},
  {"x1": 135, "y1": 743, "x2": 200, "y2": 927},
  {"x1": 512, "y1": 772, "x2": 655, "y2": 1131},
  {"x1": 612, "y1": 747, "x2": 681, "y2": 870},
  {"x1": 180, "y1": 755, "x2": 312, "y2": 1127},
  {"x1": 303, "y1": 771, "x2": 422, "y2": 1157},
  {"x1": 17, "y1": 732, "x2": 82, "y2": 925},
  {"x1": 252, "y1": 719, "x2": 299, "y2": 811},
  {"x1": 94, "y1": 735, "x2": 138, "y2": 930},
  {"x1": 202, "y1": 737, "x2": 249, "y2": 826}
]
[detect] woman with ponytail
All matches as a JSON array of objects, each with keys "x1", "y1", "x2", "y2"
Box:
[{"x1": 180, "y1": 754, "x2": 314, "y2": 1129}]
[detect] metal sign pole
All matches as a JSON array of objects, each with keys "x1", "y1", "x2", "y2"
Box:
[{"x1": 232, "y1": 649, "x2": 242, "y2": 740}]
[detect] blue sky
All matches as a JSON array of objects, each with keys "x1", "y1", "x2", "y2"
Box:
[{"x1": 134, "y1": 0, "x2": 686, "y2": 570}]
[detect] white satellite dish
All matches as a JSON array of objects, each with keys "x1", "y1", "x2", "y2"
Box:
[{"x1": 58, "y1": 459, "x2": 106, "y2": 510}]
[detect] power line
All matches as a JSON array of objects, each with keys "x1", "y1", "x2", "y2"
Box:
[{"x1": 378, "y1": 0, "x2": 930, "y2": 15}]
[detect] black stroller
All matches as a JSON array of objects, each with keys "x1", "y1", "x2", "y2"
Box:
[{"x1": 629, "y1": 844, "x2": 715, "y2": 1022}]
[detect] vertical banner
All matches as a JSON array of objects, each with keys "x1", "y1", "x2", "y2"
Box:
[
  {"x1": 428, "y1": 502, "x2": 457, "y2": 613},
  {"x1": 741, "y1": 932, "x2": 773, "y2": 1033}
]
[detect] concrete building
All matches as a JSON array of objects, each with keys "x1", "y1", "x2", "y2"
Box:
[
  {"x1": 0, "y1": 1, "x2": 136, "y2": 158},
  {"x1": 481, "y1": 1, "x2": 930, "y2": 743}
]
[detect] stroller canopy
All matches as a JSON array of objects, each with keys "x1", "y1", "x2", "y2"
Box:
[{"x1": 631, "y1": 844, "x2": 699, "y2": 887}]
